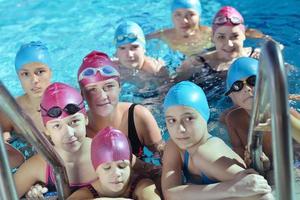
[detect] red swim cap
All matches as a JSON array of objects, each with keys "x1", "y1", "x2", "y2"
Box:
[
  {"x1": 40, "y1": 82, "x2": 86, "y2": 125},
  {"x1": 91, "y1": 127, "x2": 131, "y2": 170},
  {"x1": 212, "y1": 6, "x2": 245, "y2": 35},
  {"x1": 77, "y1": 51, "x2": 120, "y2": 87}
]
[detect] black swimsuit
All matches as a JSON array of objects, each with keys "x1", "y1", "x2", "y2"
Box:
[
  {"x1": 191, "y1": 48, "x2": 256, "y2": 100},
  {"x1": 128, "y1": 104, "x2": 144, "y2": 159}
]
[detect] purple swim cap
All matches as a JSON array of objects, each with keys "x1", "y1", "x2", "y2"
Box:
[
  {"x1": 40, "y1": 82, "x2": 86, "y2": 125},
  {"x1": 77, "y1": 51, "x2": 120, "y2": 87},
  {"x1": 212, "y1": 6, "x2": 245, "y2": 35},
  {"x1": 91, "y1": 127, "x2": 131, "y2": 170}
]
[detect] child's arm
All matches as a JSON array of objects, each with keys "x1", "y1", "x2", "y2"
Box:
[
  {"x1": 146, "y1": 30, "x2": 164, "y2": 40},
  {"x1": 13, "y1": 154, "x2": 47, "y2": 198},
  {"x1": 222, "y1": 110, "x2": 247, "y2": 158},
  {"x1": 133, "y1": 178, "x2": 161, "y2": 200}
]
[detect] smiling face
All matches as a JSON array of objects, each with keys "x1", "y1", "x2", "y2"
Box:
[
  {"x1": 172, "y1": 8, "x2": 199, "y2": 36},
  {"x1": 82, "y1": 79, "x2": 120, "y2": 117},
  {"x1": 228, "y1": 77, "x2": 255, "y2": 111},
  {"x1": 165, "y1": 105, "x2": 207, "y2": 150},
  {"x1": 213, "y1": 25, "x2": 246, "y2": 60},
  {"x1": 45, "y1": 112, "x2": 88, "y2": 152},
  {"x1": 18, "y1": 62, "x2": 52, "y2": 98},
  {"x1": 96, "y1": 160, "x2": 131, "y2": 193},
  {"x1": 116, "y1": 43, "x2": 145, "y2": 69}
]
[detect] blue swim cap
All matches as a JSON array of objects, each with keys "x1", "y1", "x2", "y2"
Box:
[
  {"x1": 15, "y1": 41, "x2": 52, "y2": 73},
  {"x1": 226, "y1": 57, "x2": 259, "y2": 92},
  {"x1": 163, "y1": 81, "x2": 210, "y2": 122},
  {"x1": 171, "y1": 0, "x2": 202, "y2": 16},
  {"x1": 114, "y1": 21, "x2": 146, "y2": 48}
]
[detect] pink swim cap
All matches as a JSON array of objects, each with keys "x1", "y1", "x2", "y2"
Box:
[
  {"x1": 91, "y1": 127, "x2": 131, "y2": 170},
  {"x1": 212, "y1": 6, "x2": 245, "y2": 35},
  {"x1": 40, "y1": 82, "x2": 86, "y2": 125},
  {"x1": 77, "y1": 51, "x2": 120, "y2": 87}
]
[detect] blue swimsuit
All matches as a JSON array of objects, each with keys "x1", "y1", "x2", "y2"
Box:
[{"x1": 182, "y1": 137, "x2": 219, "y2": 185}]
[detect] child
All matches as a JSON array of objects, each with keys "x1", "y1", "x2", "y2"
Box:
[
  {"x1": 1, "y1": 41, "x2": 53, "y2": 168},
  {"x1": 67, "y1": 127, "x2": 161, "y2": 200},
  {"x1": 221, "y1": 57, "x2": 272, "y2": 163},
  {"x1": 179, "y1": 6, "x2": 260, "y2": 74},
  {"x1": 162, "y1": 81, "x2": 273, "y2": 199},
  {"x1": 114, "y1": 21, "x2": 166, "y2": 77},
  {"x1": 13, "y1": 83, "x2": 98, "y2": 198}
]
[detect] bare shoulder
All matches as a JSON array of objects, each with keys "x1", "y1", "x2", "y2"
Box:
[{"x1": 222, "y1": 107, "x2": 245, "y2": 124}]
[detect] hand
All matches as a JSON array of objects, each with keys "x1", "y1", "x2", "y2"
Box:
[
  {"x1": 25, "y1": 184, "x2": 48, "y2": 200},
  {"x1": 244, "y1": 146, "x2": 271, "y2": 171},
  {"x1": 229, "y1": 169, "x2": 272, "y2": 197},
  {"x1": 289, "y1": 94, "x2": 300, "y2": 101}
]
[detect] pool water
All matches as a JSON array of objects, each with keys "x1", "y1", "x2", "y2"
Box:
[{"x1": 1, "y1": 0, "x2": 300, "y2": 197}]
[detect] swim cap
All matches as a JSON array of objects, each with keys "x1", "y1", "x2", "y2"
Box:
[
  {"x1": 40, "y1": 82, "x2": 86, "y2": 125},
  {"x1": 91, "y1": 127, "x2": 131, "y2": 170},
  {"x1": 77, "y1": 51, "x2": 120, "y2": 87},
  {"x1": 171, "y1": 0, "x2": 202, "y2": 16},
  {"x1": 226, "y1": 57, "x2": 258, "y2": 92},
  {"x1": 114, "y1": 21, "x2": 146, "y2": 48},
  {"x1": 212, "y1": 6, "x2": 245, "y2": 35},
  {"x1": 15, "y1": 41, "x2": 52, "y2": 73},
  {"x1": 163, "y1": 81, "x2": 210, "y2": 122}
]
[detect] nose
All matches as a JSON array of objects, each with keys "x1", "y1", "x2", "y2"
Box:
[
  {"x1": 183, "y1": 16, "x2": 189, "y2": 23},
  {"x1": 227, "y1": 39, "x2": 234, "y2": 47},
  {"x1": 65, "y1": 125, "x2": 75, "y2": 137},
  {"x1": 111, "y1": 166, "x2": 122, "y2": 177},
  {"x1": 243, "y1": 84, "x2": 253, "y2": 94},
  {"x1": 96, "y1": 88, "x2": 108, "y2": 99},
  {"x1": 179, "y1": 123, "x2": 186, "y2": 133},
  {"x1": 127, "y1": 50, "x2": 134, "y2": 58},
  {"x1": 31, "y1": 74, "x2": 39, "y2": 84}
]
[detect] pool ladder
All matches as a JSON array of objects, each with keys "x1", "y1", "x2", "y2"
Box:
[
  {"x1": 0, "y1": 83, "x2": 70, "y2": 200},
  {"x1": 248, "y1": 39, "x2": 296, "y2": 199}
]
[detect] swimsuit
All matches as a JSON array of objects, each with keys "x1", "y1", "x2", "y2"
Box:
[
  {"x1": 88, "y1": 172, "x2": 144, "y2": 198},
  {"x1": 182, "y1": 136, "x2": 219, "y2": 184},
  {"x1": 191, "y1": 48, "x2": 257, "y2": 100},
  {"x1": 128, "y1": 104, "x2": 144, "y2": 159}
]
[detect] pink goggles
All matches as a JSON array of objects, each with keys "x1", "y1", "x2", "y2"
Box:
[
  {"x1": 78, "y1": 65, "x2": 120, "y2": 82},
  {"x1": 213, "y1": 16, "x2": 244, "y2": 25}
]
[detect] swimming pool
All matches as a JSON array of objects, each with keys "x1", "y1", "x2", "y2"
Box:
[{"x1": 1, "y1": 0, "x2": 300, "y2": 196}]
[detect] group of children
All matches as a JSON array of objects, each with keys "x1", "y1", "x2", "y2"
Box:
[{"x1": 1, "y1": 0, "x2": 300, "y2": 199}]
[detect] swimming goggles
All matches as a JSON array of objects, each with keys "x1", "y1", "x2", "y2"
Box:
[
  {"x1": 115, "y1": 33, "x2": 138, "y2": 43},
  {"x1": 225, "y1": 75, "x2": 256, "y2": 96},
  {"x1": 41, "y1": 101, "x2": 84, "y2": 118},
  {"x1": 78, "y1": 65, "x2": 120, "y2": 81},
  {"x1": 213, "y1": 16, "x2": 244, "y2": 25}
]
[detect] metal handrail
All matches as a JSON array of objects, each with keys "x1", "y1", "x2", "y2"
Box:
[
  {"x1": 248, "y1": 40, "x2": 295, "y2": 200},
  {"x1": 0, "y1": 127, "x2": 18, "y2": 200},
  {"x1": 0, "y1": 82, "x2": 70, "y2": 200}
]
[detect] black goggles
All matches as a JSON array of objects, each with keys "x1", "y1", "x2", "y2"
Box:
[
  {"x1": 225, "y1": 75, "x2": 256, "y2": 96},
  {"x1": 41, "y1": 100, "x2": 84, "y2": 118}
]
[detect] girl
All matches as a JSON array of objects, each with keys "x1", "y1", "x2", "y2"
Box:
[
  {"x1": 68, "y1": 127, "x2": 161, "y2": 200},
  {"x1": 162, "y1": 81, "x2": 273, "y2": 200},
  {"x1": 13, "y1": 82, "x2": 98, "y2": 198}
]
